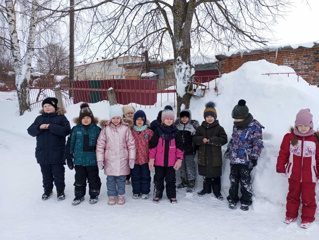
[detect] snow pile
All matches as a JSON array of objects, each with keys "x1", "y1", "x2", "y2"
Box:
[{"x1": 1, "y1": 60, "x2": 319, "y2": 239}]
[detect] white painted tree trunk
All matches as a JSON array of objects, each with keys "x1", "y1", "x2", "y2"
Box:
[{"x1": 5, "y1": 0, "x2": 38, "y2": 115}]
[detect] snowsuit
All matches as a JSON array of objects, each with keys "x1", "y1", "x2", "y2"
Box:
[
  {"x1": 131, "y1": 127, "x2": 154, "y2": 195},
  {"x1": 175, "y1": 114, "x2": 199, "y2": 183},
  {"x1": 27, "y1": 108, "x2": 71, "y2": 192},
  {"x1": 67, "y1": 121, "x2": 102, "y2": 199},
  {"x1": 226, "y1": 118, "x2": 264, "y2": 205},
  {"x1": 277, "y1": 131, "x2": 319, "y2": 222},
  {"x1": 96, "y1": 121, "x2": 136, "y2": 196},
  {"x1": 193, "y1": 120, "x2": 227, "y2": 197},
  {"x1": 149, "y1": 125, "x2": 184, "y2": 199}
]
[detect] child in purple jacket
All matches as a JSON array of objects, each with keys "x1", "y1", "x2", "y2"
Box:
[{"x1": 149, "y1": 109, "x2": 184, "y2": 203}]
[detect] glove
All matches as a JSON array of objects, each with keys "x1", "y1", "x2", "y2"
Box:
[
  {"x1": 224, "y1": 150, "x2": 231, "y2": 160},
  {"x1": 129, "y1": 159, "x2": 135, "y2": 169},
  {"x1": 248, "y1": 158, "x2": 257, "y2": 170},
  {"x1": 67, "y1": 158, "x2": 74, "y2": 170},
  {"x1": 149, "y1": 159, "x2": 155, "y2": 172},
  {"x1": 97, "y1": 161, "x2": 104, "y2": 170},
  {"x1": 173, "y1": 159, "x2": 182, "y2": 170}
]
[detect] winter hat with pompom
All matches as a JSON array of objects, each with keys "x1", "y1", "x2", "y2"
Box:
[
  {"x1": 79, "y1": 103, "x2": 94, "y2": 122},
  {"x1": 109, "y1": 105, "x2": 123, "y2": 119},
  {"x1": 161, "y1": 109, "x2": 175, "y2": 122},
  {"x1": 203, "y1": 102, "x2": 217, "y2": 119},
  {"x1": 232, "y1": 99, "x2": 249, "y2": 119}
]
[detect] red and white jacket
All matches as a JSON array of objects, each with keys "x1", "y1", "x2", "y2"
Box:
[{"x1": 276, "y1": 132, "x2": 319, "y2": 183}]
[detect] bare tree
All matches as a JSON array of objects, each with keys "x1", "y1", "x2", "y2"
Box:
[{"x1": 68, "y1": 0, "x2": 290, "y2": 113}]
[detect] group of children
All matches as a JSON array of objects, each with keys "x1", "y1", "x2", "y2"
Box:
[{"x1": 27, "y1": 97, "x2": 319, "y2": 229}]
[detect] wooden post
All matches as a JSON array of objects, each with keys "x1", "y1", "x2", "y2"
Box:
[
  {"x1": 54, "y1": 87, "x2": 64, "y2": 108},
  {"x1": 107, "y1": 88, "x2": 117, "y2": 106}
]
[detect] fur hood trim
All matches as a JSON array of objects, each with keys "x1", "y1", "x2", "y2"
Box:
[
  {"x1": 73, "y1": 117, "x2": 99, "y2": 125},
  {"x1": 99, "y1": 119, "x2": 128, "y2": 128},
  {"x1": 40, "y1": 107, "x2": 66, "y2": 115}
]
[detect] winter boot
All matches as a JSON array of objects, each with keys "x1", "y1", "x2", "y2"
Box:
[
  {"x1": 42, "y1": 190, "x2": 53, "y2": 200},
  {"x1": 108, "y1": 196, "x2": 116, "y2": 205},
  {"x1": 72, "y1": 196, "x2": 84, "y2": 206},
  {"x1": 57, "y1": 191, "x2": 65, "y2": 201},
  {"x1": 240, "y1": 204, "x2": 249, "y2": 211},
  {"x1": 212, "y1": 177, "x2": 223, "y2": 200},
  {"x1": 153, "y1": 188, "x2": 163, "y2": 203},
  {"x1": 300, "y1": 221, "x2": 312, "y2": 229},
  {"x1": 228, "y1": 200, "x2": 237, "y2": 210},
  {"x1": 89, "y1": 196, "x2": 98, "y2": 204},
  {"x1": 177, "y1": 178, "x2": 188, "y2": 189},
  {"x1": 186, "y1": 180, "x2": 195, "y2": 193},
  {"x1": 170, "y1": 198, "x2": 177, "y2": 204},
  {"x1": 197, "y1": 178, "x2": 212, "y2": 196},
  {"x1": 284, "y1": 217, "x2": 297, "y2": 224},
  {"x1": 117, "y1": 195, "x2": 125, "y2": 205}
]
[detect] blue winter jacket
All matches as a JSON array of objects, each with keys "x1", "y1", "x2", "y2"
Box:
[
  {"x1": 69, "y1": 123, "x2": 101, "y2": 166},
  {"x1": 27, "y1": 108, "x2": 71, "y2": 164}
]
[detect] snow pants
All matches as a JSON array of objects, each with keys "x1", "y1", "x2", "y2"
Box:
[
  {"x1": 40, "y1": 164, "x2": 65, "y2": 192},
  {"x1": 74, "y1": 165, "x2": 101, "y2": 198},
  {"x1": 227, "y1": 164, "x2": 252, "y2": 205},
  {"x1": 286, "y1": 179, "x2": 317, "y2": 222},
  {"x1": 154, "y1": 166, "x2": 176, "y2": 199},
  {"x1": 130, "y1": 163, "x2": 151, "y2": 195},
  {"x1": 179, "y1": 154, "x2": 196, "y2": 181}
]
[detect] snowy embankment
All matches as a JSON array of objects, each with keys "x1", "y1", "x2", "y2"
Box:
[{"x1": 0, "y1": 60, "x2": 319, "y2": 240}]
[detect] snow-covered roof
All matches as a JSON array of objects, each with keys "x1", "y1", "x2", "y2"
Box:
[{"x1": 141, "y1": 72, "x2": 158, "y2": 77}]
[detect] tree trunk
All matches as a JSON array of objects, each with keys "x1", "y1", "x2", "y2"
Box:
[{"x1": 17, "y1": 78, "x2": 30, "y2": 115}]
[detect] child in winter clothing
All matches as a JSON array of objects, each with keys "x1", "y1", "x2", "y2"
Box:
[
  {"x1": 96, "y1": 105, "x2": 136, "y2": 205},
  {"x1": 225, "y1": 99, "x2": 264, "y2": 211},
  {"x1": 122, "y1": 105, "x2": 136, "y2": 185},
  {"x1": 65, "y1": 103, "x2": 101, "y2": 205},
  {"x1": 131, "y1": 110, "x2": 154, "y2": 199},
  {"x1": 150, "y1": 105, "x2": 173, "y2": 132},
  {"x1": 193, "y1": 102, "x2": 227, "y2": 199},
  {"x1": 27, "y1": 97, "x2": 71, "y2": 200},
  {"x1": 276, "y1": 109, "x2": 319, "y2": 229},
  {"x1": 149, "y1": 109, "x2": 184, "y2": 203},
  {"x1": 175, "y1": 109, "x2": 199, "y2": 192}
]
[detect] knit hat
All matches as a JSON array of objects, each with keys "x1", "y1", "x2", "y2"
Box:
[
  {"x1": 79, "y1": 103, "x2": 94, "y2": 122},
  {"x1": 164, "y1": 105, "x2": 173, "y2": 111},
  {"x1": 122, "y1": 105, "x2": 136, "y2": 117},
  {"x1": 203, "y1": 102, "x2": 217, "y2": 119},
  {"x1": 232, "y1": 99, "x2": 249, "y2": 119},
  {"x1": 109, "y1": 105, "x2": 123, "y2": 119},
  {"x1": 295, "y1": 108, "x2": 313, "y2": 129},
  {"x1": 161, "y1": 109, "x2": 175, "y2": 122},
  {"x1": 133, "y1": 110, "x2": 147, "y2": 125},
  {"x1": 180, "y1": 109, "x2": 191, "y2": 119},
  {"x1": 42, "y1": 97, "x2": 58, "y2": 111}
]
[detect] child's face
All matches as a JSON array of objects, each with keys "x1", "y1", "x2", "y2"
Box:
[
  {"x1": 111, "y1": 116, "x2": 121, "y2": 125},
  {"x1": 135, "y1": 117, "x2": 144, "y2": 127},
  {"x1": 43, "y1": 104, "x2": 55, "y2": 113},
  {"x1": 81, "y1": 116, "x2": 92, "y2": 126},
  {"x1": 163, "y1": 118, "x2": 174, "y2": 126},
  {"x1": 297, "y1": 125, "x2": 311, "y2": 134},
  {"x1": 205, "y1": 115, "x2": 215, "y2": 124},
  {"x1": 234, "y1": 118, "x2": 244, "y2": 122},
  {"x1": 181, "y1": 116, "x2": 189, "y2": 124},
  {"x1": 125, "y1": 112, "x2": 134, "y2": 119}
]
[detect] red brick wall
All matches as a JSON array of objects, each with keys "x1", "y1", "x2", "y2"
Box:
[{"x1": 217, "y1": 46, "x2": 319, "y2": 85}]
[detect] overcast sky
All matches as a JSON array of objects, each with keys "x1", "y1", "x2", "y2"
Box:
[{"x1": 271, "y1": 0, "x2": 319, "y2": 46}]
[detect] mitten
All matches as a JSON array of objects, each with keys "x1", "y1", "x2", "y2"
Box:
[
  {"x1": 248, "y1": 158, "x2": 257, "y2": 169},
  {"x1": 224, "y1": 150, "x2": 231, "y2": 160},
  {"x1": 173, "y1": 159, "x2": 182, "y2": 170},
  {"x1": 67, "y1": 158, "x2": 74, "y2": 170},
  {"x1": 129, "y1": 159, "x2": 135, "y2": 169},
  {"x1": 97, "y1": 161, "x2": 104, "y2": 170}
]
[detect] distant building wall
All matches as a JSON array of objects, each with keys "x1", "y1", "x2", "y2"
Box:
[{"x1": 216, "y1": 44, "x2": 319, "y2": 85}]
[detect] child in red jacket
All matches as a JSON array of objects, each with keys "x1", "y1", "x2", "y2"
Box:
[{"x1": 276, "y1": 109, "x2": 319, "y2": 229}]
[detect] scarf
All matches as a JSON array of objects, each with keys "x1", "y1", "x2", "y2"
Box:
[
  {"x1": 234, "y1": 113, "x2": 253, "y2": 129},
  {"x1": 157, "y1": 124, "x2": 179, "y2": 140},
  {"x1": 133, "y1": 125, "x2": 148, "y2": 132},
  {"x1": 293, "y1": 128, "x2": 315, "y2": 137}
]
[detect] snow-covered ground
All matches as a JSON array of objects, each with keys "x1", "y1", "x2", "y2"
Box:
[{"x1": 1, "y1": 60, "x2": 319, "y2": 240}]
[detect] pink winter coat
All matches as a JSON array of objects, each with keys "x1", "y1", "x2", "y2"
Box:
[{"x1": 96, "y1": 121, "x2": 136, "y2": 176}]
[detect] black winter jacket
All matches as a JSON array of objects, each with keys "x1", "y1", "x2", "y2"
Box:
[{"x1": 27, "y1": 108, "x2": 71, "y2": 164}]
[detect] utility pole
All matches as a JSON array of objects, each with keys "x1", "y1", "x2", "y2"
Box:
[{"x1": 69, "y1": 0, "x2": 74, "y2": 97}]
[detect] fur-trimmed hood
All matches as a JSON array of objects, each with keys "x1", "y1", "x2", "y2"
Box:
[
  {"x1": 99, "y1": 119, "x2": 129, "y2": 129},
  {"x1": 73, "y1": 117, "x2": 99, "y2": 125},
  {"x1": 39, "y1": 107, "x2": 66, "y2": 115}
]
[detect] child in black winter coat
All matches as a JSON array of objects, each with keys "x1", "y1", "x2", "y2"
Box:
[
  {"x1": 27, "y1": 97, "x2": 71, "y2": 200},
  {"x1": 193, "y1": 102, "x2": 227, "y2": 200}
]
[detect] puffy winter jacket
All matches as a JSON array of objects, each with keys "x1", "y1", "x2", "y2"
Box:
[
  {"x1": 227, "y1": 119, "x2": 264, "y2": 165},
  {"x1": 96, "y1": 121, "x2": 136, "y2": 176},
  {"x1": 27, "y1": 108, "x2": 71, "y2": 164},
  {"x1": 69, "y1": 123, "x2": 101, "y2": 166},
  {"x1": 149, "y1": 129, "x2": 184, "y2": 167},
  {"x1": 277, "y1": 132, "x2": 319, "y2": 183},
  {"x1": 131, "y1": 128, "x2": 154, "y2": 165}
]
